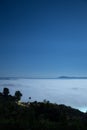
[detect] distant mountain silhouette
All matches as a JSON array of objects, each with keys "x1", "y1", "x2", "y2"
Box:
[
  {"x1": 58, "y1": 76, "x2": 87, "y2": 79},
  {"x1": 0, "y1": 76, "x2": 87, "y2": 80}
]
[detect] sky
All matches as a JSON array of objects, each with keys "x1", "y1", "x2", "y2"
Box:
[{"x1": 0, "y1": 0, "x2": 87, "y2": 78}]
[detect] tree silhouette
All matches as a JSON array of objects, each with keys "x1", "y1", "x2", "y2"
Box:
[
  {"x1": 3, "y1": 88, "x2": 9, "y2": 96},
  {"x1": 15, "y1": 91, "x2": 22, "y2": 101}
]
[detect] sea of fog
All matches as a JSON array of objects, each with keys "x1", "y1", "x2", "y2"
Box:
[{"x1": 0, "y1": 79, "x2": 87, "y2": 112}]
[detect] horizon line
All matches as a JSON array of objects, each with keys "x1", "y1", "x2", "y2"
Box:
[{"x1": 1, "y1": 76, "x2": 87, "y2": 80}]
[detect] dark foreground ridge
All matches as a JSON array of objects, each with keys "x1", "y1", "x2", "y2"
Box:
[{"x1": 0, "y1": 88, "x2": 87, "y2": 130}]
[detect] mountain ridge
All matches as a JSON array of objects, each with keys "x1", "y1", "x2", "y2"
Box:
[
  {"x1": 0, "y1": 76, "x2": 87, "y2": 80},
  {"x1": 58, "y1": 76, "x2": 87, "y2": 79}
]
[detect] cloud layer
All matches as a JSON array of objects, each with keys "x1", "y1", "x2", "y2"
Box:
[{"x1": 0, "y1": 79, "x2": 87, "y2": 112}]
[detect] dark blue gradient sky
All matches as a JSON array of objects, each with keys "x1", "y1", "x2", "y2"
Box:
[{"x1": 0, "y1": 0, "x2": 87, "y2": 77}]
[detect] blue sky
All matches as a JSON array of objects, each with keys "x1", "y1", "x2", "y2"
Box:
[{"x1": 0, "y1": 0, "x2": 87, "y2": 77}]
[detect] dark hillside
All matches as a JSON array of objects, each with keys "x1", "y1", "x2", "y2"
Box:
[{"x1": 0, "y1": 88, "x2": 87, "y2": 130}]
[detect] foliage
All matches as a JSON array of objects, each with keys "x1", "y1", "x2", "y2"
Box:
[
  {"x1": 0, "y1": 87, "x2": 87, "y2": 130},
  {"x1": 14, "y1": 91, "x2": 22, "y2": 101},
  {"x1": 3, "y1": 87, "x2": 9, "y2": 96}
]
